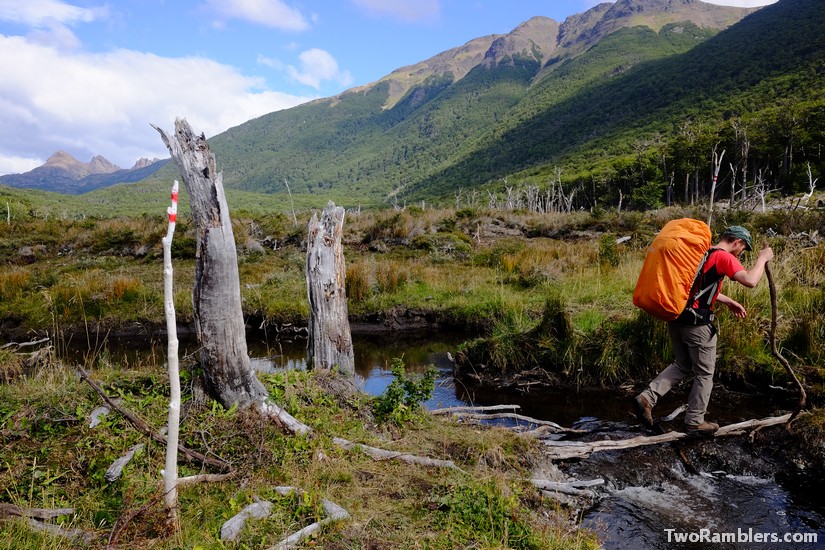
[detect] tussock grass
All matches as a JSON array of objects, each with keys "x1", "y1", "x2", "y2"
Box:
[
  {"x1": 0, "y1": 363, "x2": 599, "y2": 549},
  {"x1": 0, "y1": 205, "x2": 823, "y2": 393}
]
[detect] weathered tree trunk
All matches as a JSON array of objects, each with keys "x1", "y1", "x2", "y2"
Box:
[
  {"x1": 154, "y1": 119, "x2": 268, "y2": 407},
  {"x1": 306, "y1": 201, "x2": 354, "y2": 375}
]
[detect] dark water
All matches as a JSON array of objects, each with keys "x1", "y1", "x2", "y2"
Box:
[{"x1": 57, "y1": 330, "x2": 824, "y2": 549}]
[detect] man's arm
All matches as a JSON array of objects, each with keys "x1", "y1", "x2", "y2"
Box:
[
  {"x1": 717, "y1": 293, "x2": 746, "y2": 318},
  {"x1": 731, "y1": 245, "x2": 774, "y2": 288}
]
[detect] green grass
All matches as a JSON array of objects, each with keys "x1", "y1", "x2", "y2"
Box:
[
  {"x1": 2, "y1": 202, "x2": 825, "y2": 547},
  {"x1": 0, "y1": 363, "x2": 600, "y2": 549},
  {"x1": 1, "y1": 204, "x2": 824, "y2": 394}
]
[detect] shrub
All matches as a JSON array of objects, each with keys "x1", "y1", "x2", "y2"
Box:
[{"x1": 372, "y1": 357, "x2": 437, "y2": 425}]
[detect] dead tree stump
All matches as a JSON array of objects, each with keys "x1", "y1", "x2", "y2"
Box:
[
  {"x1": 154, "y1": 118, "x2": 269, "y2": 407},
  {"x1": 306, "y1": 201, "x2": 354, "y2": 375}
]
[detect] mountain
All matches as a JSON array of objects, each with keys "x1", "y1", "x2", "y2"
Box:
[
  {"x1": 0, "y1": 152, "x2": 167, "y2": 194},
  {"x1": 200, "y1": 0, "x2": 771, "y2": 203},
  {"x1": 10, "y1": 0, "x2": 825, "y2": 209}
]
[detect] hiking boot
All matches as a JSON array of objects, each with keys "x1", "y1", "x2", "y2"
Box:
[
  {"x1": 634, "y1": 394, "x2": 654, "y2": 428},
  {"x1": 684, "y1": 421, "x2": 719, "y2": 435}
]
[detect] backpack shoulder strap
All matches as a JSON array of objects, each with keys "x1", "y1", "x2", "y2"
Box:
[{"x1": 686, "y1": 248, "x2": 720, "y2": 308}]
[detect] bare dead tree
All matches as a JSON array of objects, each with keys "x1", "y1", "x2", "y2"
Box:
[
  {"x1": 666, "y1": 173, "x2": 675, "y2": 207},
  {"x1": 306, "y1": 201, "x2": 355, "y2": 375},
  {"x1": 284, "y1": 178, "x2": 298, "y2": 227},
  {"x1": 154, "y1": 118, "x2": 306, "y2": 434},
  {"x1": 728, "y1": 162, "x2": 738, "y2": 207},
  {"x1": 708, "y1": 146, "x2": 725, "y2": 226},
  {"x1": 506, "y1": 187, "x2": 516, "y2": 210},
  {"x1": 753, "y1": 168, "x2": 775, "y2": 213},
  {"x1": 802, "y1": 162, "x2": 818, "y2": 205},
  {"x1": 487, "y1": 191, "x2": 498, "y2": 209}
]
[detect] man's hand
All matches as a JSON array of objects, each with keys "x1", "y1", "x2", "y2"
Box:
[
  {"x1": 717, "y1": 293, "x2": 747, "y2": 318},
  {"x1": 725, "y1": 299, "x2": 747, "y2": 318}
]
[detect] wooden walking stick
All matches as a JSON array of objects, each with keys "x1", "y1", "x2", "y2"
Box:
[{"x1": 765, "y1": 263, "x2": 806, "y2": 423}]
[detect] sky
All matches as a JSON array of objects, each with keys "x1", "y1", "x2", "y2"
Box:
[{"x1": 0, "y1": 0, "x2": 778, "y2": 176}]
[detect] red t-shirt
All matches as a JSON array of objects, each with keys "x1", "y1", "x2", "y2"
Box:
[{"x1": 690, "y1": 249, "x2": 745, "y2": 310}]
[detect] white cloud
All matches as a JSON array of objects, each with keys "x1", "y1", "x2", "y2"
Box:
[
  {"x1": 204, "y1": 0, "x2": 310, "y2": 31},
  {"x1": 0, "y1": 36, "x2": 316, "y2": 173},
  {"x1": 0, "y1": 154, "x2": 42, "y2": 176},
  {"x1": 349, "y1": 0, "x2": 441, "y2": 23},
  {"x1": 26, "y1": 20, "x2": 83, "y2": 49},
  {"x1": 286, "y1": 48, "x2": 353, "y2": 89},
  {"x1": 0, "y1": 0, "x2": 106, "y2": 27},
  {"x1": 0, "y1": 0, "x2": 108, "y2": 50}
]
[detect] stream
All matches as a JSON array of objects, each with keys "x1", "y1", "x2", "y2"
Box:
[{"x1": 60, "y1": 330, "x2": 824, "y2": 549}]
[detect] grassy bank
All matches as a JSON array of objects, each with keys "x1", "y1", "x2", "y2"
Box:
[
  {"x1": 1, "y1": 202, "x2": 823, "y2": 394},
  {"x1": 1, "y1": 200, "x2": 824, "y2": 547},
  {"x1": 0, "y1": 360, "x2": 599, "y2": 549}
]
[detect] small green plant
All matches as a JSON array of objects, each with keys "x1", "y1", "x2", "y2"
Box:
[
  {"x1": 431, "y1": 480, "x2": 539, "y2": 549},
  {"x1": 372, "y1": 357, "x2": 437, "y2": 425},
  {"x1": 598, "y1": 232, "x2": 620, "y2": 268}
]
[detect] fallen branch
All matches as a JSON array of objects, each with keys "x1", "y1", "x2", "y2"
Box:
[
  {"x1": 218, "y1": 487, "x2": 350, "y2": 548},
  {"x1": 221, "y1": 500, "x2": 273, "y2": 542},
  {"x1": 270, "y1": 487, "x2": 350, "y2": 550},
  {"x1": 530, "y1": 478, "x2": 604, "y2": 497},
  {"x1": 542, "y1": 414, "x2": 792, "y2": 460},
  {"x1": 105, "y1": 443, "x2": 145, "y2": 482},
  {"x1": 0, "y1": 337, "x2": 50, "y2": 350},
  {"x1": 177, "y1": 473, "x2": 235, "y2": 486},
  {"x1": 255, "y1": 399, "x2": 312, "y2": 436},
  {"x1": 332, "y1": 437, "x2": 462, "y2": 471},
  {"x1": 0, "y1": 504, "x2": 74, "y2": 520},
  {"x1": 660, "y1": 404, "x2": 687, "y2": 422},
  {"x1": 450, "y1": 411, "x2": 585, "y2": 434},
  {"x1": 430, "y1": 404, "x2": 521, "y2": 415},
  {"x1": 765, "y1": 264, "x2": 806, "y2": 421},
  {"x1": 77, "y1": 367, "x2": 231, "y2": 472},
  {"x1": 23, "y1": 518, "x2": 97, "y2": 546}
]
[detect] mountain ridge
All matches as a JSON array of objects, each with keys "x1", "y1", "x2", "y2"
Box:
[
  {"x1": 0, "y1": 151, "x2": 166, "y2": 194},
  {"x1": 0, "y1": 0, "x2": 782, "y2": 202}
]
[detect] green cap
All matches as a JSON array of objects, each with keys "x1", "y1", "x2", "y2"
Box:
[{"x1": 722, "y1": 225, "x2": 752, "y2": 251}]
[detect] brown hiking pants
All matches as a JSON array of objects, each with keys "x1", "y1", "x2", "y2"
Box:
[{"x1": 640, "y1": 322, "x2": 717, "y2": 426}]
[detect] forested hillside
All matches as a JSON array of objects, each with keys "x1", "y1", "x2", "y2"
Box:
[
  {"x1": 6, "y1": 0, "x2": 822, "y2": 216},
  {"x1": 190, "y1": 0, "x2": 823, "y2": 211}
]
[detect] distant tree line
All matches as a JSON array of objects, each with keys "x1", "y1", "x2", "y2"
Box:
[{"x1": 478, "y1": 96, "x2": 825, "y2": 214}]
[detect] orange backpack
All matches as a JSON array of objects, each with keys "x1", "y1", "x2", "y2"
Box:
[{"x1": 633, "y1": 218, "x2": 712, "y2": 321}]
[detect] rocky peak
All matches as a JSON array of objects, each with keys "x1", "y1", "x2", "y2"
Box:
[
  {"x1": 558, "y1": 0, "x2": 757, "y2": 52},
  {"x1": 44, "y1": 151, "x2": 82, "y2": 169},
  {"x1": 132, "y1": 157, "x2": 162, "y2": 170},
  {"x1": 39, "y1": 151, "x2": 120, "y2": 179},
  {"x1": 88, "y1": 155, "x2": 119, "y2": 174},
  {"x1": 482, "y1": 16, "x2": 560, "y2": 68}
]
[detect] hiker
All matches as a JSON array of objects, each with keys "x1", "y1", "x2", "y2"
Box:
[{"x1": 634, "y1": 225, "x2": 773, "y2": 435}]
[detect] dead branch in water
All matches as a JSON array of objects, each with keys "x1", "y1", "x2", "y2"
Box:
[
  {"x1": 430, "y1": 404, "x2": 521, "y2": 415},
  {"x1": 542, "y1": 414, "x2": 793, "y2": 460}
]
